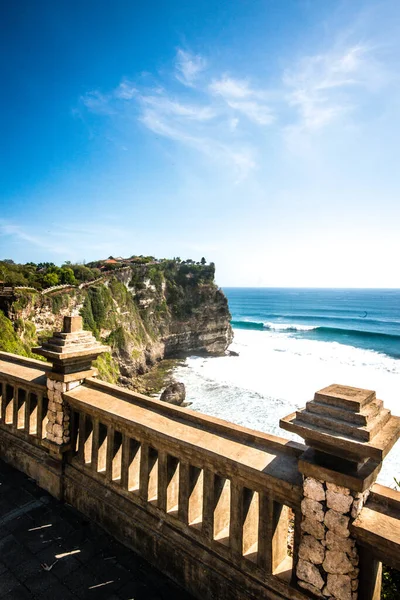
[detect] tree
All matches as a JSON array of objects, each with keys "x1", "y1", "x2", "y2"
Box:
[
  {"x1": 43, "y1": 272, "x2": 59, "y2": 287},
  {"x1": 60, "y1": 267, "x2": 76, "y2": 285},
  {"x1": 37, "y1": 262, "x2": 55, "y2": 271}
]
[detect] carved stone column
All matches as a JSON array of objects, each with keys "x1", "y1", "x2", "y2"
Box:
[
  {"x1": 34, "y1": 316, "x2": 109, "y2": 451},
  {"x1": 281, "y1": 384, "x2": 400, "y2": 600}
]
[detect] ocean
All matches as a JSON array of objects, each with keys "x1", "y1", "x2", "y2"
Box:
[{"x1": 174, "y1": 288, "x2": 400, "y2": 487}]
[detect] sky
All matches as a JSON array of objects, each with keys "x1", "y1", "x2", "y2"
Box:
[{"x1": 1, "y1": 0, "x2": 400, "y2": 287}]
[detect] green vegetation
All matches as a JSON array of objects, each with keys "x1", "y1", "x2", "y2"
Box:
[
  {"x1": 382, "y1": 477, "x2": 400, "y2": 598},
  {"x1": 107, "y1": 326, "x2": 126, "y2": 349},
  {"x1": 383, "y1": 565, "x2": 400, "y2": 599},
  {"x1": 0, "y1": 310, "x2": 41, "y2": 358},
  {"x1": 134, "y1": 358, "x2": 185, "y2": 395},
  {"x1": 93, "y1": 352, "x2": 120, "y2": 384},
  {"x1": 11, "y1": 290, "x2": 37, "y2": 312},
  {"x1": 51, "y1": 293, "x2": 70, "y2": 314},
  {"x1": 147, "y1": 266, "x2": 164, "y2": 290},
  {"x1": 0, "y1": 259, "x2": 100, "y2": 290},
  {"x1": 0, "y1": 256, "x2": 214, "y2": 292},
  {"x1": 80, "y1": 285, "x2": 114, "y2": 337},
  {"x1": 1, "y1": 253, "x2": 220, "y2": 393}
]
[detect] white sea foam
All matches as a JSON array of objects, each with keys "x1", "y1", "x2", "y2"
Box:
[
  {"x1": 263, "y1": 322, "x2": 317, "y2": 332},
  {"x1": 174, "y1": 328, "x2": 400, "y2": 487}
]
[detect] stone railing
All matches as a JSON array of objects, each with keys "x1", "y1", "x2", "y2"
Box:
[
  {"x1": 64, "y1": 377, "x2": 306, "y2": 599},
  {"x1": 0, "y1": 317, "x2": 399, "y2": 600},
  {"x1": 0, "y1": 352, "x2": 49, "y2": 440}
]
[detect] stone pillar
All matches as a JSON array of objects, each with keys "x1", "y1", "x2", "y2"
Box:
[
  {"x1": 34, "y1": 316, "x2": 109, "y2": 450},
  {"x1": 280, "y1": 384, "x2": 400, "y2": 600}
]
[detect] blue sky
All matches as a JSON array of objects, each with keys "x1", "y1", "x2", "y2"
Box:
[{"x1": 1, "y1": 0, "x2": 400, "y2": 287}]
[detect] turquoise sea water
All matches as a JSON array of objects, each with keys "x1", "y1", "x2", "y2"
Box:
[
  {"x1": 226, "y1": 288, "x2": 400, "y2": 359},
  {"x1": 174, "y1": 288, "x2": 400, "y2": 486}
]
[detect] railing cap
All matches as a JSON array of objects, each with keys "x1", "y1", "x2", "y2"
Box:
[
  {"x1": 33, "y1": 315, "x2": 109, "y2": 378},
  {"x1": 280, "y1": 383, "x2": 400, "y2": 465}
]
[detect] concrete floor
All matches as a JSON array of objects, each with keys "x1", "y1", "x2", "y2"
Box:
[{"x1": 0, "y1": 459, "x2": 195, "y2": 600}]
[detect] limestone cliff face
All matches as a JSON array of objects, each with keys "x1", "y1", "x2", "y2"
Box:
[
  {"x1": 2, "y1": 261, "x2": 233, "y2": 388},
  {"x1": 164, "y1": 287, "x2": 233, "y2": 356}
]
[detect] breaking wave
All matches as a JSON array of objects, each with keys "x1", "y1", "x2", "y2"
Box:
[{"x1": 231, "y1": 320, "x2": 400, "y2": 343}]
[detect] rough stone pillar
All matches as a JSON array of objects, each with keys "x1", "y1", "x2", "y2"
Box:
[
  {"x1": 280, "y1": 384, "x2": 400, "y2": 600},
  {"x1": 34, "y1": 316, "x2": 109, "y2": 449}
]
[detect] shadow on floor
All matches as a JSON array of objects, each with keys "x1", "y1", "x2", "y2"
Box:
[{"x1": 0, "y1": 459, "x2": 194, "y2": 600}]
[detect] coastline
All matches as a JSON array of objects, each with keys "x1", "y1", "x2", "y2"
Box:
[{"x1": 171, "y1": 326, "x2": 400, "y2": 487}]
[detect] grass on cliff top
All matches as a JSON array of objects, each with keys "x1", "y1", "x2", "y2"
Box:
[
  {"x1": 0, "y1": 310, "x2": 43, "y2": 359},
  {"x1": 93, "y1": 352, "x2": 120, "y2": 384}
]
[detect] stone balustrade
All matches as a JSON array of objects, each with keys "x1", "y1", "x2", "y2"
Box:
[
  {"x1": 0, "y1": 318, "x2": 399, "y2": 600},
  {"x1": 0, "y1": 352, "x2": 49, "y2": 440}
]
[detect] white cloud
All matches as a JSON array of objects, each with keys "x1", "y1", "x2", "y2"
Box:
[
  {"x1": 115, "y1": 80, "x2": 137, "y2": 99},
  {"x1": 140, "y1": 109, "x2": 255, "y2": 181},
  {"x1": 209, "y1": 76, "x2": 274, "y2": 125},
  {"x1": 284, "y1": 43, "x2": 379, "y2": 131},
  {"x1": 141, "y1": 95, "x2": 216, "y2": 121},
  {"x1": 175, "y1": 49, "x2": 207, "y2": 87},
  {"x1": 80, "y1": 34, "x2": 393, "y2": 177},
  {"x1": 226, "y1": 100, "x2": 274, "y2": 125},
  {"x1": 0, "y1": 221, "x2": 68, "y2": 255},
  {"x1": 80, "y1": 90, "x2": 115, "y2": 115},
  {"x1": 209, "y1": 76, "x2": 253, "y2": 99}
]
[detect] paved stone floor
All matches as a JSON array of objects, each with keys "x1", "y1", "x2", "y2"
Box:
[{"x1": 0, "y1": 459, "x2": 195, "y2": 599}]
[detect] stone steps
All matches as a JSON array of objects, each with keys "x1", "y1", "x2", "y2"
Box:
[
  {"x1": 306, "y1": 399, "x2": 383, "y2": 426},
  {"x1": 296, "y1": 407, "x2": 391, "y2": 442},
  {"x1": 314, "y1": 385, "x2": 376, "y2": 412}
]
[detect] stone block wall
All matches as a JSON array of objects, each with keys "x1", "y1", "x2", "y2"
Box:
[
  {"x1": 297, "y1": 477, "x2": 369, "y2": 600},
  {"x1": 45, "y1": 378, "x2": 81, "y2": 445}
]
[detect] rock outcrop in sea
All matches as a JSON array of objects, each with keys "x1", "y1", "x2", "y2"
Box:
[{"x1": 160, "y1": 381, "x2": 186, "y2": 406}]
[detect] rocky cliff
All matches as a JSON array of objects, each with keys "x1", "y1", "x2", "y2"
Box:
[{"x1": 0, "y1": 260, "x2": 233, "y2": 389}]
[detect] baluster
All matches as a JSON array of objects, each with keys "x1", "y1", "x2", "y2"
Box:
[
  {"x1": 139, "y1": 442, "x2": 150, "y2": 501},
  {"x1": 167, "y1": 456, "x2": 180, "y2": 516},
  {"x1": 139, "y1": 444, "x2": 158, "y2": 503},
  {"x1": 157, "y1": 450, "x2": 168, "y2": 512},
  {"x1": 127, "y1": 438, "x2": 141, "y2": 493},
  {"x1": 97, "y1": 422, "x2": 108, "y2": 474},
  {"x1": 202, "y1": 469, "x2": 215, "y2": 541},
  {"x1": 0, "y1": 380, "x2": 3, "y2": 421},
  {"x1": 105, "y1": 426, "x2": 115, "y2": 481},
  {"x1": 213, "y1": 476, "x2": 231, "y2": 546},
  {"x1": 40, "y1": 393, "x2": 48, "y2": 439},
  {"x1": 148, "y1": 447, "x2": 158, "y2": 503},
  {"x1": 188, "y1": 466, "x2": 203, "y2": 528},
  {"x1": 257, "y1": 494, "x2": 290, "y2": 574},
  {"x1": 258, "y1": 492, "x2": 273, "y2": 572},
  {"x1": 291, "y1": 508, "x2": 302, "y2": 584},
  {"x1": 230, "y1": 482, "x2": 243, "y2": 555},
  {"x1": 24, "y1": 391, "x2": 31, "y2": 434},
  {"x1": 271, "y1": 502, "x2": 290, "y2": 574},
  {"x1": 16, "y1": 388, "x2": 26, "y2": 430},
  {"x1": 121, "y1": 433, "x2": 130, "y2": 490},
  {"x1": 111, "y1": 430, "x2": 123, "y2": 483},
  {"x1": 68, "y1": 410, "x2": 76, "y2": 452},
  {"x1": 1, "y1": 382, "x2": 5, "y2": 422},
  {"x1": 36, "y1": 393, "x2": 44, "y2": 438},
  {"x1": 242, "y1": 489, "x2": 259, "y2": 562},
  {"x1": 177, "y1": 461, "x2": 189, "y2": 522},
  {"x1": 12, "y1": 386, "x2": 19, "y2": 428},
  {"x1": 91, "y1": 418, "x2": 100, "y2": 471},
  {"x1": 77, "y1": 412, "x2": 87, "y2": 463},
  {"x1": 84, "y1": 416, "x2": 94, "y2": 466},
  {"x1": 4, "y1": 384, "x2": 14, "y2": 425}
]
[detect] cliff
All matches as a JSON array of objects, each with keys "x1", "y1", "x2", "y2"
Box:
[{"x1": 0, "y1": 259, "x2": 233, "y2": 389}]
